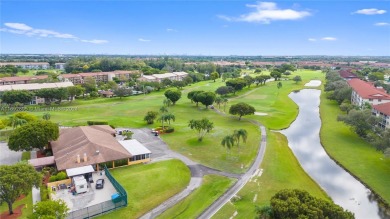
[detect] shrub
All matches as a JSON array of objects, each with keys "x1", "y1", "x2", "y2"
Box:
[
  {"x1": 109, "y1": 124, "x2": 116, "y2": 129},
  {"x1": 165, "y1": 127, "x2": 175, "y2": 133},
  {"x1": 114, "y1": 159, "x2": 128, "y2": 167},
  {"x1": 56, "y1": 171, "x2": 67, "y2": 181},
  {"x1": 87, "y1": 121, "x2": 108, "y2": 125},
  {"x1": 49, "y1": 175, "x2": 57, "y2": 182},
  {"x1": 40, "y1": 185, "x2": 49, "y2": 201}
]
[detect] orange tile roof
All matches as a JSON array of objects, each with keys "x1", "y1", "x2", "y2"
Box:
[{"x1": 347, "y1": 79, "x2": 390, "y2": 100}]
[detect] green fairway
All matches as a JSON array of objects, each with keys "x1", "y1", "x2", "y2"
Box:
[
  {"x1": 213, "y1": 132, "x2": 329, "y2": 219},
  {"x1": 226, "y1": 69, "x2": 325, "y2": 130},
  {"x1": 320, "y1": 91, "x2": 390, "y2": 205},
  {"x1": 97, "y1": 159, "x2": 190, "y2": 219},
  {"x1": 158, "y1": 175, "x2": 235, "y2": 219}
]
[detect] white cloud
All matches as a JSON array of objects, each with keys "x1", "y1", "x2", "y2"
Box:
[
  {"x1": 353, "y1": 8, "x2": 386, "y2": 15},
  {"x1": 308, "y1": 38, "x2": 317, "y2": 41},
  {"x1": 4, "y1": 22, "x2": 32, "y2": 31},
  {"x1": 1, "y1": 22, "x2": 108, "y2": 44},
  {"x1": 80, "y1": 39, "x2": 109, "y2": 44},
  {"x1": 218, "y1": 2, "x2": 311, "y2": 24},
  {"x1": 321, "y1": 37, "x2": 337, "y2": 41},
  {"x1": 138, "y1": 38, "x2": 151, "y2": 42},
  {"x1": 374, "y1": 22, "x2": 390, "y2": 26},
  {"x1": 166, "y1": 28, "x2": 178, "y2": 32}
]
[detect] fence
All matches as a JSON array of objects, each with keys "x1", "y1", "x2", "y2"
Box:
[
  {"x1": 104, "y1": 165, "x2": 128, "y2": 206},
  {"x1": 66, "y1": 166, "x2": 127, "y2": 219}
]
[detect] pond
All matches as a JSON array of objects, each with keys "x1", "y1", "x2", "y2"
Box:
[{"x1": 280, "y1": 89, "x2": 389, "y2": 219}]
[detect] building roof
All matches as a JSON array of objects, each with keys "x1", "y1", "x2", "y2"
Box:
[
  {"x1": 28, "y1": 156, "x2": 55, "y2": 167},
  {"x1": 78, "y1": 72, "x2": 114, "y2": 77},
  {"x1": 140, "y1": 75, "x2": 156, "y2": 80},
  {"x1": 0, "y1": 75, "x2": 48, "y2": 83},
  {"x1": 60, "y1": 74, "x2": 82, "y2": 78},
  {"x1": 0, "y1": 82, "x2": 74, "y2": 92},
  {"x1": 172, "y1": 72, "x2": 189, "y2": 76},
  {"x1": 347, "y1": 79, "x2": 390, "y2": 100},
  {"x1": 339, "y1": 70, "x2": 358, "y2": 79},
  {"x1": 153, "y1": 73, "x2": 177, "y2": 79},
  {"x1": 66, "y1": 165, "x2": 95, "y2": 177},
  {"x1": 119, "y1": 139, "x2": 151, "y2": 156},
  {"x1": 51, "y1": 125, "x2": 131, "y2": 170},
  {"x1": 373, "y1": 102, "x2": 390, "y2": 116},
  {"x1": 0, "y1": 62, "x2": 49, "y2": 66}
]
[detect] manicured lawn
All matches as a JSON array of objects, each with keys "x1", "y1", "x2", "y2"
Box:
[
  {"x1": 0, "y1": 80, "x2": 261, "y2": 173},
  {"x1": 213, "y1": 132, "x2": 329, "y2": 219},
  {"x1": 0, "y1": 193, "x2": 33, "y2": 219},
  {"x1": 98, "y1": 159, "x2": 191, "y2": 219},
  {"x1": 320, "y1": 91, "x2": 390, "y2": 205},
  {"x1": 227, "y1": 69, "x2": 325, "y2": 130},
  {"x1": 158, "y1": 175, "x2": 235, "y2": 219}
]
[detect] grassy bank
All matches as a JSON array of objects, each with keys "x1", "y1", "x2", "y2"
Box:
[
  {"x1": 213, "y1": 132, "x2": 329, "y2": 218},
  {"x1": 320, "y1": 91, "x2": 390, "y2": 205},
  {"x1": 0, "y1": 193, "x2": 33, "y2": 219},
  {"x1": 98, "y1": 159, "x2": 190, "y2": 219},
  {"x1": 158, "y1": 175, "x2": 235, "y2": 219}
]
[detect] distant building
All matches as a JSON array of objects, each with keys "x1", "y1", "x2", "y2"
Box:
[
  {"x1": 0, "y1": 62, "x2": 50, "y2": 69},
  {"x1": 347, "y1": 79, "x2": 390, "y2": 107},
  {"x1": 0, "y1": 75, "x2": 48, "y2": 85},
  {"x1": 339, "y1": 70, "x2": 358, "y2": 80},
  {"x1": 0, "y1": 82, "x2": 74, "y2": 104},
  {"x1": 138, "y1": 72, "x2": 188, "y2": 83},
  {"x1": 58, "y1": 70, "x2": 139, "y2": 85},
  {"x1": 372, "y1": 102, "x2": 390, "y2": 129},
  {"x1": 55, "y1": 63, "x2": 66, "y2": 70}
]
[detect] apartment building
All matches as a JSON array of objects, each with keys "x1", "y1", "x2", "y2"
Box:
[
  {"x1": 347, "y1": 79, "x2": 390, "y2": 107},
  {"x1": 59, "y1": 70, "x2": 139, "y2": 84},
  {"x1": 138, "y1": 72, "x2": 189, "y2": 83},
  {"x1": 0, "y1": 62, "x2": 50, "y2": 69},
  {"x1": 372, "y1": 102, "x2": 390, "y2": 129},
  {"x1": 0, "y1": 75, "x2": 48, "y2": 85}
]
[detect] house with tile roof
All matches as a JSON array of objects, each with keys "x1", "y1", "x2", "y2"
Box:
[
  {"x1": 50, "y1": 125, "x2": 151, "y2": 171},
  {"x1": 347, "y1": 79, "x2": 390, "y2": 107},
  {"x1": 372, "y1": 102, "x2": 390, "y2": 129}
]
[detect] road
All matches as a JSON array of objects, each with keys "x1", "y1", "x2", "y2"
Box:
[
  {"x1": 119, "y1": 128, "x2": 241, "y2": 219},
  {"x1": 0, "y1": 142, "x2": 22, "y2": 165},
  {"x1": 197, "y1": 122, "x2": 267, "y2": 219}
]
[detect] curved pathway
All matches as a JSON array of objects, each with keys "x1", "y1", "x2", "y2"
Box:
[
  {"x1": 134, "y1": 128, "x2": 241, "y2": 219},
  {"x1": 136, "y1": 87, "x2": 268, "y2": 219},
  {"x1": 197, "y1": 111, "x2": 267, "y2": 219}
]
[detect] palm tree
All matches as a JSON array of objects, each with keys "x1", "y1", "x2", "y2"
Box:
[
  {"x1": 165, "y1": 112, "x2": 175, "y2": 125},
  {"x1": 13, "y1": 118, "x2": 27, "y2": 128},
  {"x1": 42, "y1": 113, "x2": 51, "y2": 120},
  {"x1": 163, "y1": 98, "x2": 173, "y2": 107},
  {"x1": 277, "y1": 82, "x2": 282, "y2": 96},
  {"x1": 215, "y1": 96, "x2": 222, "y2": 109},
  {"x1": 233, "y1": 129, "x2": 248, "y2": 154},
  {"x1": 221, "y1": 135, "x2": 235, "y2": 156},
  {"x1": 159, "y1": 106, "x2": 169, "y2": 130},
  {"x1": 222, "y1": 98, "x2": 228, "y2": 112}
]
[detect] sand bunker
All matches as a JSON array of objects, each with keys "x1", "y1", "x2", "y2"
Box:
[
  {"x1": 305, "y1": 80, "x2": 322, "y2": 87},
  {"x1": 255, "y1": 112, "x2": 268, "y2": 116}
]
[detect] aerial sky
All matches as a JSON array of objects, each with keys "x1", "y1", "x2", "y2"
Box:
[{"x1": 0, "y1": 0, "x2": 389, "y2": 56}]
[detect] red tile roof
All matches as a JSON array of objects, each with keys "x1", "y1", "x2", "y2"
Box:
[
  {"x1": 60, "y1": 74, "x2": 81, "y2": 78},
  {"x1": 0, "y1": 75, "x2": 48, "y2": 82},
  {"x1": 373, "y1": 102, "x2": 390, "y2": 115},
  {"x1": 339, "y1": 70, "x2": 358, "y2": 79},
  {"x1": 347, "y1": 79, "x2": 390, "y2": 100}
]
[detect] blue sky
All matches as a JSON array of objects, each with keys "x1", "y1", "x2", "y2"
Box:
[{"x1": 0, "y1": 1, "x2": 389, "y2": 56}]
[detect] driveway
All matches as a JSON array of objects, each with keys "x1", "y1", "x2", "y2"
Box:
[{"x1": 0, "y1": 142, "x2": 22, "y2": 165}]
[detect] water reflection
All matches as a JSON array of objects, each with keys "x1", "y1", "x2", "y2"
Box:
[{"x1": 280, "y1": 89, "x2": 388, "y2": 219}]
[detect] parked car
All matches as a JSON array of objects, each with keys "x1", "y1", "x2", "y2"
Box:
[{"x1": 96, "y1": 179, "x2": 105, "y2": 189}]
